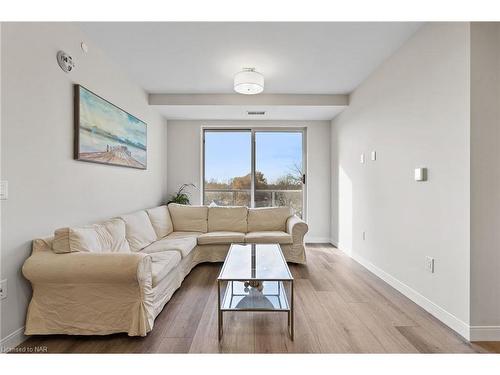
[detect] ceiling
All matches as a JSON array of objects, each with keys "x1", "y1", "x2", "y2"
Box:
[{"x1": 79, "y1": 22, "x2": 423, "y2": 119}]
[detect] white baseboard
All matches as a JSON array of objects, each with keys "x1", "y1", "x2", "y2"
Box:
[
  {"x1": 470, "y1": 326, "x2": 500, "y2": 341},
  {"x1": 305, "y1": 237, "x2": 332, "y2": 243},
  {"x1": 351, "y1": 252, "x2": 471, "y2": 340},
  {"x1": 1, "y1": 327, "x2": 27, "y2": 353}
]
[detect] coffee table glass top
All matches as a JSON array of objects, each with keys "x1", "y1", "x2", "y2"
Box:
[{"x1": 217, "y1": 243, "x2": 293, "y2": 281}]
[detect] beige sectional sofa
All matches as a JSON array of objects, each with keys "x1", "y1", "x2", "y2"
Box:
[{"x1": 22, "y1": 204, "x2": 308, "y2": 337}]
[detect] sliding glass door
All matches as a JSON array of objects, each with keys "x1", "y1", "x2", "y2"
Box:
[{"x1": 203, "y1": 129, "x2": 305, "y2": 217}]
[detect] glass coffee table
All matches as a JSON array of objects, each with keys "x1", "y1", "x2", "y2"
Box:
[{"x1": 217, "y1": 243, "x2": 294, "y2": 341}]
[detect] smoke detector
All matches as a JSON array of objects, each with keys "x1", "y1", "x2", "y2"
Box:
[{"x1": 57, "y1": 50, "x2": 75, "y2": 73}]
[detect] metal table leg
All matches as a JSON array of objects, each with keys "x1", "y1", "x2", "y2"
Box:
[
  {"x1": 217, "y1": 280, "x2": 223, "y2": 341},
  {"x1": 290, "y1": 280, "x2": 294, "y2": 341}
]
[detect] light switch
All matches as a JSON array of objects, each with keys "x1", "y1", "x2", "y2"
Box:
[
  {"x1": 414, "y1": 168, "x2": 427, "y2": 181},
  {"x1": 425, "y1": 256, "x2": 435, "y2": 273},
  {"x1": 0, "y1": 279, "x2": 6, "y2": 300},
  {"x1": 371, "y1": 151, "x2": 377, "y2": 161},
  {"x1": 360, "y1": 153, "x2": 365, "y2": 164},
  {"x1": 0, "y1": 181, "x2": 7, "y2": 200}
]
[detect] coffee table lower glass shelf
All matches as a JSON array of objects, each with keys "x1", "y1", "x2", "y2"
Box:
[
  {"x1": 217, "y1": 243, "x2": 294, "y2": 341},
  {"x1": 221, "y1": 280, "x2": 290, "y2": 311},
  {"x1": 217, "y1": 280, "x2": 294, "y2": 340}
]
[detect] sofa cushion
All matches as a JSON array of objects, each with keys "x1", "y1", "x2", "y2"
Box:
[
  {"x1": 197, "y1": 231, "x2": 245, "y2": 245},
  {"x1": 99, "y1": 219, "x2": 131, "y2": 252},
  {"x1": 168, "y1": 203, "x2": 208, "y2": 233},
  {"x1": 120, "y1": 210, "x2": 157, "y2": 252},
  {"x1": 166, "y1": 231, "x2": 202, "y2": 240},
  {"x1": 146, "y1": 205, "x2": 173, "y2": 239},
  {"x1": 247, "y1": 207, "x2": 293, "y2": 232},
  {"x1": 142, "y1": 233, "x2": 197, "y2": 258},
  {"x1": 150, "y1": 251, "x2": 182, "y2": 287},
  {"x1": 53, "y1": 226, "x2": 99, "y2": 253},
  {"x1": 208, "y1": 206, "x2": 248, "y2": 233},
  {"x1": 245, "y1": 231, "x2": 293, "y2": 244},
  {"x1": 52, "y1": 218, "x2": 131, "y2": 253}
]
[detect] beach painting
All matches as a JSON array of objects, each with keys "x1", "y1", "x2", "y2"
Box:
[{"x1": 75, "y1": 85, "x2": 147, "y2": 169}]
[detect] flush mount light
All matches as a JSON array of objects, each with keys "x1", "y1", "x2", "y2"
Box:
[{"x1": 234, "y1": 68, "x2": 264, "y2": 95}]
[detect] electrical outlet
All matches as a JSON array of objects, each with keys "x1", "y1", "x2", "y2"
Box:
[
  {"x1": 425, "y1": 256, "x2": 435, "y2": 273},
  {"x1": 360, "y1": 153, "x2": 365, "y2": 164},
  {"x1": 371, "y1": 151, "x2": 377, "y2": 161},
  {"x1": 0, "y1": 279, "x2": 7, "y2": 300},
  {"x1": 362, "y1": 231, "x2": 366, "y2": 240}
]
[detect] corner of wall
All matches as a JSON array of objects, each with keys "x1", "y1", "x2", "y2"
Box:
[
  {"x1": 469, "y1": 22, "x2": 500, "y2": 340},
  {"x1": 329, "y1": 119, "x2": 339, "y2": 248}
]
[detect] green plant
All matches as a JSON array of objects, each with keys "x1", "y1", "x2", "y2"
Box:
[{"x1": 167, "y1": 183, "x2": 196, "y2": 205}]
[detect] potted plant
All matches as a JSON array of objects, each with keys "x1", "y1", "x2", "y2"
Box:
[{"x1": 167, "y1": 183, "x2": 196, "y2": 205}]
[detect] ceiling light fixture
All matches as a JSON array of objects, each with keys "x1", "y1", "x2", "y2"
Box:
[{"x1": 234, "y1": 68, "x2": 264, "y2": 95}]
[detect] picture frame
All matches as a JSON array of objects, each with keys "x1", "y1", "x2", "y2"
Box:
[{"x1": 74, "y1": 85, "x2": 147, "y2": 170}]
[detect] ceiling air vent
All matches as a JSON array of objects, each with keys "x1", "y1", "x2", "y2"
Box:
[{"x1": 247, "y1": 111, "x2": 266, "y2": 116}]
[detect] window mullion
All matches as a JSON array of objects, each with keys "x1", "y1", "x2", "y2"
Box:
[{"x1": 250, "y1": 129, "x2": 256, "y2": 208}]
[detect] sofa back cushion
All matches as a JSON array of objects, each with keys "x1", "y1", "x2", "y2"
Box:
[
  {"x1": 168, "y1": 203, "x2": 208, "y2": 233},
  {"x1": 146, "y1": 205, "x2": 173, "y2": 239},
  {"x1": 247, "y1": 207, "x2": 293, "y2": 232},
  {"x1": 52, "y1": 218, "x2": 130, "y2": 253},
  {"x1": 208, "y1": 206, "x2": 248, "y2": 233},
  {"x1": 120, "y1": 210, "x2": 158, "y2": 252}
]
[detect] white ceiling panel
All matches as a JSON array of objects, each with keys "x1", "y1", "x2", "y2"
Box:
[{"x1": 79, "y1": 22, "x2": 423, "y2": 95}]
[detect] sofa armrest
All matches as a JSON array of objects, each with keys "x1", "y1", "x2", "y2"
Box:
[
  {"x1": 22, "y1": 250, "x2": 151, "y2": 284},
  {"x1": 286, "y1": 215, "x2": 308, "y2": 240}
]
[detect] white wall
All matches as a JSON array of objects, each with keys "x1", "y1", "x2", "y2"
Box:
[
  {"x1": 0, "y1": 23, "x2": 168, "y2": 344},
  {"x1": 167, "y1": 120, "x2": 331, "y2": 242},
  {"x1": 331, "y1": 23, "x2": 471, "y2": 336},
  {"x1": 469, "y1": 23, "x2": 500, "y2": 336}
]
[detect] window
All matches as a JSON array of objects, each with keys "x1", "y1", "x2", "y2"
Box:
[
  {"x1": 203, "y1": 129, "x2": 306, "y2": 217},
  {"x1": 203, "y1": 130, "x2": 252, "y2": 207}
]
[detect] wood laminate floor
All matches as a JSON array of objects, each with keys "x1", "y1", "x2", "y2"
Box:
[{"x1": 14, "y1": 245, "x2": 499, "y2": 353}]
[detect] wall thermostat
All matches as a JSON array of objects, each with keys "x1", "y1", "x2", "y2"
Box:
[{"x1": 57, "y1": 50, "x2": 75, "y2": 73}]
